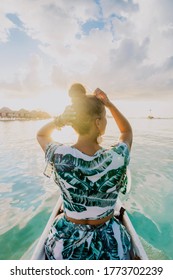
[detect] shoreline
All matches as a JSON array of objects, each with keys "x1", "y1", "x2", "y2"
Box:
[
  {"x1": 0, "y1": 118, "x2": 52, "y2": 121},
  {"x1": 1, "y1": 117, "x2": 173, "y2": 122}
]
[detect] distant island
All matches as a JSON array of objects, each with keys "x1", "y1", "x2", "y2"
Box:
[
  {"x1": 147, "y1": 115, "x2": 154, "y2": 119},
  {"x1": 147, "y1": 109, "x2": 154, "y2": 119},
  {"x1": 0, "y1": 107, "x2": 51, "y2": 120}
]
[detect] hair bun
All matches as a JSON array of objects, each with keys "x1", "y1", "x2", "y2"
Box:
[{"x1": 68, "y1": 83, "x2": 86, "y2": 100}]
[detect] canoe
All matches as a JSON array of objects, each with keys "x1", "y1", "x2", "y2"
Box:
[{"x1": 31, "y1": 196, "x2": 148, "y2": 260}]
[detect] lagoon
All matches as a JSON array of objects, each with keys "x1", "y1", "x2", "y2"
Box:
[{"x1": 0, "y1": 118, "x2": 173, "y2": 259}]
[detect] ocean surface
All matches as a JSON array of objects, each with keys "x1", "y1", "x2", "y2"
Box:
[{"x1": 0, "y1": 117, "x2": 173, "y2": 260}]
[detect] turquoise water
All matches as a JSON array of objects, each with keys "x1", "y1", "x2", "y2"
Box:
[{"x1": 0, "y1": 118, "x2": 173, "y2": 260}]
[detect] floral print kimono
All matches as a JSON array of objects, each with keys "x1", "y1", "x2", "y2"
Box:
[{"x1": 44, "y1": 142, "x2": 131, "y2": 260}]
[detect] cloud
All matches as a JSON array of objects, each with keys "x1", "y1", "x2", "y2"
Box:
[
  {"x1": 100, "y1": 0, "x2": 139, "y2": 17},
  {"x1": 0, "y1": 10, "x2": 15, "y2": 42},
  {"x1": 0, "y1": 54, "x2": 48, "y2": 98},
  {"x1": 51, "y1": 64, "x2": 69, "y2": 89},
  {"x1": 131, "y1": 0, "x2": 173, "y2": 64},
  {"x1": 0, "y1": 0, "x2": 173, "y2": 102}
]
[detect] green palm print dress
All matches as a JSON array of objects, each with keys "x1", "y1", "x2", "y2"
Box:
[{"x1": 44, "y1": 142, "x2": 132, "y2": 260}]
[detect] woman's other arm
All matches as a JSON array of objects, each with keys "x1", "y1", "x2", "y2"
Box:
[
  {"x1": 37, "y1": 121, "x2": 57, "y2": 152},
  {"x1": 94, "y1": 88, "x2": 133, "y2": 150}
]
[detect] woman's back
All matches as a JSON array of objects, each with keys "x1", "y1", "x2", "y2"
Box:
[{"x1": 45, "y1": 142, "x2": 130, "y2": 220}]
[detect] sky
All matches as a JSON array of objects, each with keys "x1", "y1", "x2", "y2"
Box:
[{"x1": 0, "y1": 0, "x2": 173, "y2": 117}]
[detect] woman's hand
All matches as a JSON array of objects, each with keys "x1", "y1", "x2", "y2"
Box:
[
  {"x1": 60, "y1": 105, "x2": 76, "y2": 126},
  {"x1": 94, "y1": 88, "x2": 112, "y2": 107}
]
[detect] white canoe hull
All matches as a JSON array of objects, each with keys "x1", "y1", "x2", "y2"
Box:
[{"x1": 31, "y1": 197, "x2": 148, "y2": 260}]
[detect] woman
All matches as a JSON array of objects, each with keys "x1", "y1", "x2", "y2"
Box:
[{"x1": 37, "y1": 84, "x2": 133, "y2": 260}]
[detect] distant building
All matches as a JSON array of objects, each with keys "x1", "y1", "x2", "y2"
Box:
[
  {"x1": 0, "y1": 107, "x2": 13, "y2": 118},
  {"x1": 18, "y1": 109, "x2": 30, "y2": 118},
  {"x1": 0, "y1": 107, "x2": 51, "y2": 120}
]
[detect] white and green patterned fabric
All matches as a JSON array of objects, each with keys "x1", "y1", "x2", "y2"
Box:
[{"x1": 44, "y1": 142, "x2": 132, "y2": 260}]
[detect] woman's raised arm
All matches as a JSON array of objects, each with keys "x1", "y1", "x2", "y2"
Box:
[
  {"x1": 37, "y1": 106, "x2": 76, "y2": 152},
  {"x1": 94, "y1": 88, "x2": 133, "y2": 150}
]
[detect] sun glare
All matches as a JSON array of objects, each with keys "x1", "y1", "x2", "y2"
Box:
[
  {"x1": 30, "y1": 92, "x2": 70, "y2": 116},
  {"x1": 1, "y1": 88, "x2": 71, "y2": 116}
]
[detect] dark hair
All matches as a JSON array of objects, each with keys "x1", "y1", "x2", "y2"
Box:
[{"x1": 68, "y1": 83, "x2": 105, "y2": 135}]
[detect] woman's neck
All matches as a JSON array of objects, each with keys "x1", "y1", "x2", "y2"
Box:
[{"x1": 72, "y1": 135, "x2": 101, "y2": 156}]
